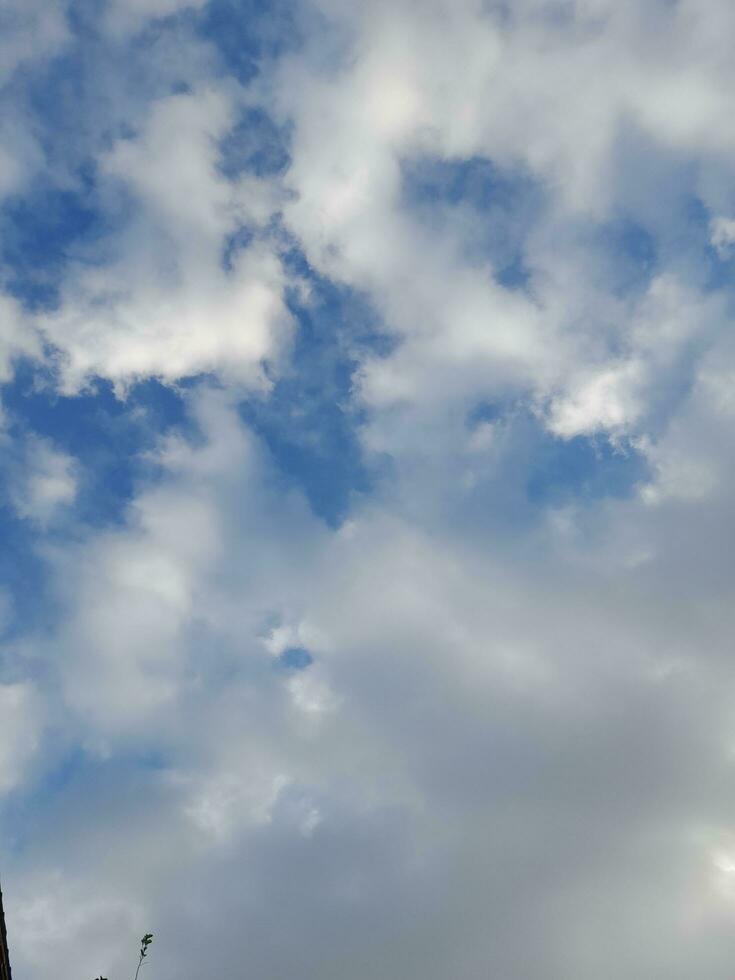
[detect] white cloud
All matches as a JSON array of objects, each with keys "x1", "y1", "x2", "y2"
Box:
[
  {"x1": 8, "y1": 873, "x2": 142, "y2": 980},
  {"x1": 0, "y1": 296, "x2": 40, "y2": 385},
  {"x1": 548, "y1": 360, "x2": 644, "y2": 438},
  {"x1": 10, "y1": 438, "x2": 77, "y2": 527},
  {"x1": 710, "y1": 216, "x2": 735, "y2": 256},
  {"x1": 6, "y1": 3, "x2": 735, "y2": 979},
  {"x1": 0, "y1": 684, "x2": 41, "y2": 795},
  {"x1": 2, "y1": 378, "x2": 734, "y2": 977},
  {"x1": 259, "y1": 0, "x2": 735, "y2": 455},
  {"x1": 40, "y1": 88, "x2": 293, "y2": 392}
]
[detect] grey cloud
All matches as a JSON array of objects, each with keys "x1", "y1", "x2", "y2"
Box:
[{"x1": 4, "y1": 3, "x2": 735, "y2": 979}]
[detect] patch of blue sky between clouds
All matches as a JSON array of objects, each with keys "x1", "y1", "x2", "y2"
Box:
[
  {"x1": 0, "y1": 3, "x2": 210, "y2": 314},
  {"x1": 217, "y1": 106, "x2": 291, "y2": 182},
  {"x1": 218, "y1": 105, "x2": 291, "y2": 271},
  {"x1": 526, "y1": 431, "x2": 648, "y2": 507},
  {"x1": 400, "y1": 152, "x2": 667, "y2": 304},
  {"x1": 1, "y1": 175, "x2": 104, "y2": 312},
  {"x1": 21, "y1": 7, "x2": 197, "y2": 163},
  {"x1": 276, "y1": 646, "x2": 314, "y2": 671},
  {"x1": 596, "y1": 217, "x2": 657, "y2": 299},
  {"x1": 0, "y1": 504, "x2": 49, "y2": 643},
  {"x1": 240, "y1": 250, "x2": 389, "y2": 527},
  {"x1": 608, "y1": 120, "x2": 731, "y2": 294},
  {"x1": 429, "y1": 400, "x2": 648, "y2": 551},
  {"x1": 2, "y1": 747, "x2": 174, "y2": 859},
  {"x1": 464, "y1": 396, "x2": 648, "y2": 512},
  {"x1": 195, "y1": 0, "x2": 304, "y2": 85},
  {"x1": 2, "y1": 363, "x2": 192, "y2": 530},
  {"x1": 400, "y1": 154, "x2": 542, "y2": 291},
  {"x1": 0, "y1": 364, "x2": 197, "y2": 642}
]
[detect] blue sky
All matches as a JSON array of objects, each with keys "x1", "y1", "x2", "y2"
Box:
[{"x1": 2, "y1": 2, "x2": 735, "y2": 979}]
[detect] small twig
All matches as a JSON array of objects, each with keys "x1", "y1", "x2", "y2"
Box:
[
  {"x1": 92, "y1": 929, "x2": 153, "y2": 980},
  {"x1": 133, "y1": 933, "x2": 154, "y2": 980}
]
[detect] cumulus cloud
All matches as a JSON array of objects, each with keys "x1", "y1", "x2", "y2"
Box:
[
  {"x1": 9, "y1": 437, "x2": 77, "y2": 527},
  {"x1": 2, "y1": 2, "x2": 735, "y2": 980},
  {"x1": 265, "y1": 0, "x2": 735, "y2": 450},
  {"x1": 2, "y1": 383, "x2": 734, "y2": 979},
  {"x1": 40, "y1": 87, "x2": 292, "y2": 392}
]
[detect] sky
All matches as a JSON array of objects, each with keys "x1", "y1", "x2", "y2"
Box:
[{"x1": 2, "y1": 1, "x2": 735, "y2": 977}]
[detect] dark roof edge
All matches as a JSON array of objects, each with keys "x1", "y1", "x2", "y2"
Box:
[{"x1": 0, "y1": 881, "x2": 12, "y2": 980}]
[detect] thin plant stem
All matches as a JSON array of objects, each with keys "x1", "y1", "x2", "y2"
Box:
[{"x1": 133, "y1": 934, "x2": 154, "y2": 980}]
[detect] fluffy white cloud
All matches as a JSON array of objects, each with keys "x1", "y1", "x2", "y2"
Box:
[
  {"x1": 4, "y1": 2, "x2": 735, "y2": 979},
  {"x1": 9, "y1": 438, "x2": 77, "y2": 527},
  {"x1": 40, "y1": 88, "x2": 292, "y2": 392},
  {"x1": 710, "y1": 216, "x2": 735, "y2": 256},
  {"x1": 0, "y1": 297, "x2": 39, "y2": 388},
  {"x1": 263, "y1": 0, "x2": 735, "y2": 453},
  {"x1": 0, "y1": 379, "x2": 733, "y2": 978}
]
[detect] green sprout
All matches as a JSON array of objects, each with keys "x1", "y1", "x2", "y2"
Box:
[
  {"x1": 133, "y1": 934, "x2": 154, "y2": 980},
  {"x1": 93, "y1": 931, "x2": 154, "y2": 980}
]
